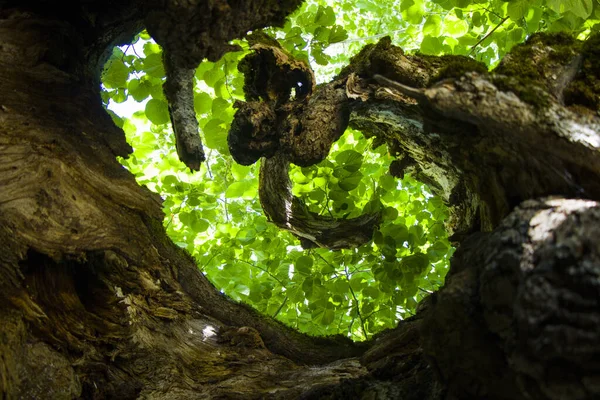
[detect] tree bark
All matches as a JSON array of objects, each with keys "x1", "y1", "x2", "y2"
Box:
[{"x1": 0, "y1": 2, "x2": 599, "y2": 399}]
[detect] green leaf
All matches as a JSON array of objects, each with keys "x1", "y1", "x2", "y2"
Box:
[
  {"x1": 420, "y1": 36, "x2": 443, "y2": 55},
  {"x1": 145, "y1": 99, "x2": 170, "y2": 125},
  {"x1": 408, "y1": 224, "x2": 426, "y2": 246},
  {"x1": 312, "y1": 47, "x2": 329, "y2": 66},
  {"x1": 236, "y1": 229, "x2": 256, "y2": 245},
  {"x1": 231, "y1": 163, "x2": 252, "y2": 180},
  {"x1": 128, "y1": 79, "x2": 151, "y2": 102},
  {"x1": 192, "y1": 218, "x2": 210, "y2": 233},
  {"x1": 143, "y1": 42, "x2": 162, "y2": 56},
  {"x1": 107, "y1": 110, "x2": 124, "y2": 128},
  {"x1": 423, "y1": 15, "x2": 442, "y2": 37},
  {"x1": 427, "y1": 240, "x2": 449, "y2": 261},
  {"x1": 143, "y1": 53, "x2": 165, "y2": 78},
  {"x1": 329, "y1": 25, "x2": 348, "y2": 43},
  {"x1": 362, "y1": 286, "x2": 380, "y2": 299},
  {"x1": 507, "y1": 0, "x2": 528, "y2": 21},
  {"x1": 338, "y1": 172, "x2": 363, "y2": 191},
  {"x1": 379, "y1": 175, "x2": 397, "y2": 191},
  {"x1": 401, "y1": 253, "x2": 429, "y2": 273},
  {"x1": 547, "y1": 0, "x2": 593, "y2": 19},
  {"x1": 203, "y1": 64, "x2": 225, "y2": 87},
  {"x1": 103, "y1": 59, "x2": 129, "y2": 89},
  {"x1": 314, "y1": 5, "x2": 336, "y2": 26},
  {"x1": 335, "y1": 150, "x2": 363, "y2": 172},
  {"x1": 302, "y1": 276, "x2": 322, "y2": 300},
  {"x1": 225, "y1": 182, "x2": 246, "y2": 198},
  {"x1": 313, "y1": 308, "x2": 335, "y2": 325},
  {"x1": 382, "y1": 235, "x2": 397, "y2": 258},
  {"x1": 194, "y1": 92, "x2": 212, "y2": 114},
  {"x1": 471, "y1": 11, "x2": 484, "y2": 27},
  {"x1": 179, "y1": 212, "x2": 210, "y2": 233},
  {"x1": 444, "y1": 15, "x2": 469, "y2": 37},
  {"x1": 314, "y1": 26, "x2": 330, "y2": 41},
  {"x1": 202, "y1": 118, "x2": 228, "y2": 153},
  {"x1": 195, "y1": 61, "x2": 213, "y2": 80},
  {"x1": 383, "y1": 206, "x2": 399, "y2": 221},
  {"x1": 296, "y1": 255, "x2": 313, "y2": 276},
  {"x1": 356, "y1": 0, "x2": 380, "y2": 12},
  {"x1": 225, "y1": 181, "x2": 257, "y2": 199},
  {"x1": 403, "y1": 3, "x2": 424, "y2": 24},
  {"x1": 211, "y1": 97, "x2": 231, "y2": 119},
  {"x1": 321, "y1": 262, "x2": 336, "y2": 275},
  {"x1": 111, "y1": 89, "x2": 127, "y2": 103}
]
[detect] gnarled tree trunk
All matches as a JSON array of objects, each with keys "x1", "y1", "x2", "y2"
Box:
[{"x1": 0, "y1": 1, "x2": 598, "y2": 399}]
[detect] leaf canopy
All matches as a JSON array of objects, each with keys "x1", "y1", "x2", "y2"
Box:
[{"x1": 102, "y1": 0, "x2": 600, "y2": 340}]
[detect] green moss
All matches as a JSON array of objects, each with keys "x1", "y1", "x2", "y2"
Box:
[
  {"x1": 564, "y1": 32, "x2": 600, "y2": 111},
  {"x1": 336, "y1": 42, "x2": 377, "y2": 79},
  {"x1": 495, "y1": 32, "x2": 580, "y2": 79},
  {"x1": 528, "y1": 31, "x2": 577, "y2": 47},
  {"x1": 494, "y1": 46, "x2": 540, "y2": 81},
  {"x1": 337, "y1": 37, "x2": 402, "y2": 79},
  {"x1": 492, "y1": 32, "x2": 584, "y2": 108},
  {"x1": 429, "y1": 55, "x2": 488, "y2": 84},
  {"x1": 492, "y1": 76, "x2": 551, "y2": 108}
]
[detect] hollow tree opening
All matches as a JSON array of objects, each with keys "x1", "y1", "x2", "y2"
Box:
[
  {"x1": 1, "y1": 1, "x2": 600, "y2": 399},
  {"x1": 102, "y1": 30, "x2": 453, "y2": 341}
]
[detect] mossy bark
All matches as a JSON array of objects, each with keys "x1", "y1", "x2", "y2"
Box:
[{"x1": 0, "y1": 3, "x2": 599, "y2": 400}]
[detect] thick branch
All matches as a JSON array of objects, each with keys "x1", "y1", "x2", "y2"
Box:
[
  {"x1": 229, "y1": 42, "x2": 380, "y2": 249},
  {"x1": 259, "y1": 153, "x2": 380, "y2": 249},
  {"x1": 163, "y1": 52, "x2": 205, "y2": 171},
  {"x1": 344, "y1": 33, "x2": 600, "y2": 241}
]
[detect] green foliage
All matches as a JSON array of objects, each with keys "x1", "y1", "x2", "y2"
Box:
[{"x1": 101, "y1": 0, "x2": 599, "y2": 340}]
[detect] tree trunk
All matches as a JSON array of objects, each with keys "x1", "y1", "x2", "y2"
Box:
[{"x1": 1, "y1": 2, "x2": 599, "y2": 399}]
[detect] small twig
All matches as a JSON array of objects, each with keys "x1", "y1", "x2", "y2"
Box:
[
  {"x1": 121, "y1": 45, "x2": 131, "y2": 62},
  {"x1": 321, "y1": 189, "x2": 335, "y2": 218},
  {"x1": 199, "y1": 251, "x2": 221, "y2": 272},
  {"x1": 130, "y1": 44, "x2": 142, "y2": 59},
  {"x1": 165, "y1": 199, "x2": 185, "y2": 229},
  {"x1": 344, "y1": 265, "x2": 368, "y2": 340},
  {"x1": 205, "y1": 150, "x2": 213, "y2": 179},
  {"x1": 237, "y1": 259, "x2": 287, "y2": 288},
  {"x1": 418, "y1": 287, "x2": 433, "y2": 294},
  {"x1": 481, "y1": 7, "x2": 503, "y2": 20},
  {"x1": 223, "y1": 62, "x2": 234, "y2": 99},
  {"x1": 469, "y1": 16, "x2": 509, "y2": 55},
  {"x1": 272, "y1": 295, "x2": 288, "y2": 318},
  {"x1": 313, "y1": 251, "x2": 362, "y2": 343},
  {"x1": 219, "y1": 197, "x2": 229, "y2": 222}
]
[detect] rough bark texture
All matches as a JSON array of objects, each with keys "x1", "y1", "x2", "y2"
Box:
[
  {"x1": 421, "y1": 198, "x2": 600, "y2": 400},
  {"x1": 231, "y1": 41, "x2": 381, "y2": 249},
  {"x1": 1, "y1": 1, "x2": 599, "y2": 399},
  {"x1": 343, "y1": 34, "x2": 600, "y2": 240}
]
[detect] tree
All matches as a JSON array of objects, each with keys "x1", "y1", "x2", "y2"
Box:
[{"x1": 1, "y1": 0, "x2": 599, "y2": 399}]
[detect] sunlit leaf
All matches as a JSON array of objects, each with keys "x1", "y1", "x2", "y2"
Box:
[
  {"x1": 296, "y1": 255, "x2": 313, "y2": 275},
  {"x1": 194, "y1": 92, "x2": 212, "y2": 114},
  {"x1": 103, "y1": 59, "x2": 129, "y2": 89},
  {"x1": 145, "y1": 99, "x2": 170, "y2": 125},
  {"x1": 144, "y1": 53, "x2": 165, "y2": 78}
]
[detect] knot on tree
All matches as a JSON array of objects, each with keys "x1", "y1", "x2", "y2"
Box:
[
  {"x1": 229, "y1": 38, "x2": 326, "y2": 166},
  {"x1": 228, "y1": 38, "x2": 381, "y2": 249}
]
